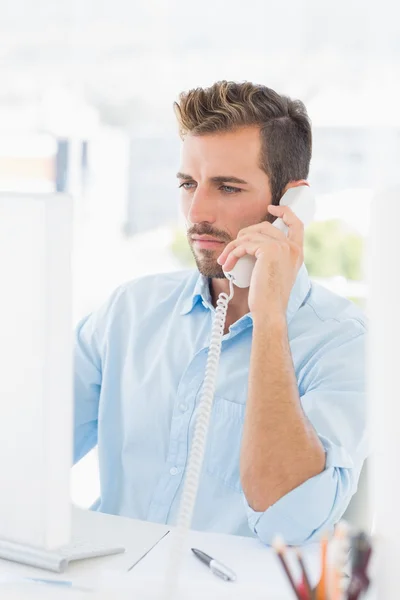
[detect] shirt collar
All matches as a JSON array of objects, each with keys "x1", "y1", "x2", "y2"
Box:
[
  {"x1": 180, "y1": 271, "x2": 212, "y2": 315},
  {"x1": 180, "y1": 263, "x2": 311, "y2": 323}
]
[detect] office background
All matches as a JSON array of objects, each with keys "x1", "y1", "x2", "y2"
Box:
[{"x1": 0, "y1": 0, "x2": 398, "y2": 511}]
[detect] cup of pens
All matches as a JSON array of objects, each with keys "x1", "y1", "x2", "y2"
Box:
[{"x1": 272, "y1": 522, "x2": 373, "y2": 600}]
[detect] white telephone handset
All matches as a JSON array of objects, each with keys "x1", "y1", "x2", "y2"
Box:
[{"x1": 222, "y1": 185, "x2": 316, "y2": 288}]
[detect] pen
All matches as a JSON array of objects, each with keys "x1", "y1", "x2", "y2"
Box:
[{"x1": 191, "y1": 548, "x2": 237, "y2": 582}]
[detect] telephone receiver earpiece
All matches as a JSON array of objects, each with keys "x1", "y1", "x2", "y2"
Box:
[{"x1": 222, "y1": 185, "x2": 316, "y2": 288}]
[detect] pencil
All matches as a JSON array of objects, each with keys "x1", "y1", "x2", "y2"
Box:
[
  {"x1": 273, "y1": 535, "x2": 302, "y2": 600},
  {"x1": 317, "y1": 533, "x2": 329, "y2": 600},
  {"x1": 296, "y1": 548, "x2": 313, "y2": 600},
  {"x1": 298, "y1": 579, "x2": 311, "y2": 600}
]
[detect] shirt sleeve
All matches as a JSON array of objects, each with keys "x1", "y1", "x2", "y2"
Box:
[
  {"x1": 73, "y1": 313, "x2": 102, "y2": 464},
  {"x1": 244, "y1": 324, "x2": 368, "y2": 546},
  {"x1": 73, "y1": 284, "x2": 127, "y2": 464}
]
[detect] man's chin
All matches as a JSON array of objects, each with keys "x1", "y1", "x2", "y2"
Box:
[
  {"x1": 195, "y1": 258, "x2": 225, "y2": 279},
  {"x1": 189, "y1": 245, "x2": 226, "y2": 279}
]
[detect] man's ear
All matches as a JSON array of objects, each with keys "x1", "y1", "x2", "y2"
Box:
[{"x1": 281, "y1": 180, "x2": 310, "y2": 197}]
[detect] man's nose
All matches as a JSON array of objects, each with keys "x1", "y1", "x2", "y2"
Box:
[{"x1": 187, "y1": 189, "x2": 217, "y2": 225}]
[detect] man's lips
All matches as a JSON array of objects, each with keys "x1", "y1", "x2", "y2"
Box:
[{"x1": 191, "y1": 236, "x2": 226, "y2": 249}]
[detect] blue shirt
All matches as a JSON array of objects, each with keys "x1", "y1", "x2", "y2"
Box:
[{"x1": 74, "y1": 264, "x2": 367, "y2": 545}]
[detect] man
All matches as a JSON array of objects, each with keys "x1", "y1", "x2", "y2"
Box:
[{"x1": 74, "y1": 81, "x2": 367, "y2": 546}]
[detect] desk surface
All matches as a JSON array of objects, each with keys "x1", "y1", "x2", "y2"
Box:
[
  {"x1": 129, "y1": 527, "x2": 320, "y2": 599},
  {"x1": 0, "y1": 508, "x2": 321, "y2": 599}
]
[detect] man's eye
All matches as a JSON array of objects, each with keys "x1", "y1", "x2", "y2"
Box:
[
  {"x1": 220, "y1": 185, "x2": 242, "y2": 194},
  {"x1": 179, "y1": 182, "x2": 196, "y2": 190}
]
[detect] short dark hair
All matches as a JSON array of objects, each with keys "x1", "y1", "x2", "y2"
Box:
[{"x1": 174, "y1": 80, "x2": 312, "y2": 205}]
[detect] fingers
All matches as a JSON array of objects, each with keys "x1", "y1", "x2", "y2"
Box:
[
  {"x1": 237, "y1": 221, "x2": 286, "y2": 241},
  {"x1": 217, "y1": 234, "x2": 268, "y2": 268},
  {"x1": 219, "y1": 241, "x2": 264, "y2": 272},
  {"x1": 267, "y1": 204, "x2": 304, "y2": 246},
  {"x1": 218, "y1": 223, "x2": 284, "y2": 267},
  {"x1": 217, "y1": 206, "x2": 304, "y2": 273}
]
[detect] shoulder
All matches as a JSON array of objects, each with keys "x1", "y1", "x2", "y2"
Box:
[
  {"x1": 117, "y1": 269, "x2": 197, "y2": 298},
  {"x1": 290, "y1": 279, "x2": 367, "y2": 358},
  {"x1": 82, "y1": 270, "x2": 197, "y2": 337},
  {"x1": 110, "y1": 269, "x2": 197, "y2": 311},
  {"x1": 292, "y1": 282, "x2": 367, "y2": 391},
  {"x1": 306, "y1": 280, "x2": 366, "y2": 333}
]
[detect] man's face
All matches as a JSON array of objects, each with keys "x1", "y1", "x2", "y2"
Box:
[{"x1": 178, "y1": 126, "x2": 273, "y2": 278}]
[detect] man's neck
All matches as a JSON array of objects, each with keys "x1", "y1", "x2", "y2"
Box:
[{"x1": 209, "y1": 277, "x2": 250, "y2": 332}]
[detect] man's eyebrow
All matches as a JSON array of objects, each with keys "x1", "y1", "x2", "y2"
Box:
[
  {"x1": 176, "y1": 173, "x2": 249, "y2": 185},
  {"x1": 210, "y1": 175, "x2": 249, "y2": 185}
]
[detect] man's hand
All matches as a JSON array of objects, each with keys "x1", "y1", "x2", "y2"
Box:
[{"x1": 217, "y1": 204, "x2": 304, "y2": 318}]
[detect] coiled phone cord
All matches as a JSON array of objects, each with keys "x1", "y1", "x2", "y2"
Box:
[{"x1": 164, "y1": 278, "x2": 234, "y2": 598}]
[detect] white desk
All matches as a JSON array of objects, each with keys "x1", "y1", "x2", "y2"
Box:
[
  {"x1": 0, "y1": 508, "x2": 321, "y2": 599},
  {"x1": 0, "y1": 507, "x2": 168, "y2": 598}
]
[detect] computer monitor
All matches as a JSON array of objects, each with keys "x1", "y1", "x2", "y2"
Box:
[{"x1": 0, "y1": 193, "x2": 73, "y2": 550}]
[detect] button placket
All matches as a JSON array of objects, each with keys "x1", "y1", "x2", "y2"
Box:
[{"x1": 147, "y1": 348, "x2": 213, "y2": 523}]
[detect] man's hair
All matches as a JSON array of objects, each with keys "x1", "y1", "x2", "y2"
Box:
[{"x1": 174, "y1": 80, "x2": 312, "y2": 205}]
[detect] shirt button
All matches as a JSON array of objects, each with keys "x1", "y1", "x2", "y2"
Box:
[
  {"x1": 179, "y1": 403, "x2": 187, "y2": 412},
  {"x1": 170, "y1": 467, "x2": 179, "y2": 476}
]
